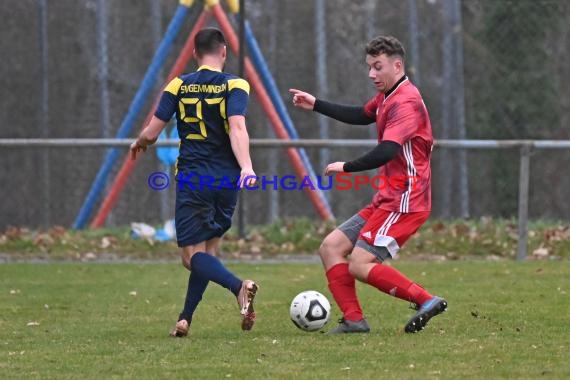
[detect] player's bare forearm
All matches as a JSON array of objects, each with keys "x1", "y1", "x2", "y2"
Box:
[
  {"x1": 139, "y1": 116, "x2": 167, "y2": 146},
  {"x1": 228, "y1": 116, "x2": 253, "y2": 169},
  {"x1": 130, "y1": 116, "x2": 167, "y2": 160},
  {"x1": 228, "y1": 115, "x2": 256, "y2": 187}
]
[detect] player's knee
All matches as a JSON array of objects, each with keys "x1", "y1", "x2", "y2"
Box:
[
  {"x1": 318, "y1": 238, "x2": 331, "y2": 258},
  {"x1": 181, "y1": 256, "x2": 191, "y2": 270},
  {"x1": 348, "y1": 247, "x2": 377, "y2": 280},
  {"x1": 180, "y1": 249, "x2": 196, "y2": 270},
  {"x1": 319, "y1": 235, "x2": 341, "y2": 260}
]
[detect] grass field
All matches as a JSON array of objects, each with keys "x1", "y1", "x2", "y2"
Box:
[{"x1": 1, "y1": 261, "x2": 568, "y2": 379}]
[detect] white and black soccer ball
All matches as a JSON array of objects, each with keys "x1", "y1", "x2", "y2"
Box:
[{"x1": 289, "y1": 290, "x2": 331, "y2": 332}]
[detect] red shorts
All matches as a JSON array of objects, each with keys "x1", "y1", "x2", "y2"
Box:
[{"x1": 357, "y1": 206, "x2": 430, "y2": 258}]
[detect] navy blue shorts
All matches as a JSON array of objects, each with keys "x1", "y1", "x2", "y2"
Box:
[{"x1": 175, "y1": 186, "x2": 238, "y2": 247}]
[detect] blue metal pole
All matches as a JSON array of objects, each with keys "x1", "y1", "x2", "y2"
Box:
[
  {"x1": 244, "y1": 22, "x2": 333, "y2": 216},
  {"x1": 73, "y1": 4, "x2": 191, "y2": 229}
]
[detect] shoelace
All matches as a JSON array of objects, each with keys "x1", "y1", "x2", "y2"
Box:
[
  {"x1": 240, "y1": 284, "x2": 249, "y2": 315},
  {"x1": 240, "y1": 281, "x2": 256, "y2": 315}
]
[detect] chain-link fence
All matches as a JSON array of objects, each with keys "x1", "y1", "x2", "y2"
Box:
[{"x1": 1, "y1": 0, "x2": 569, "y2": 229}]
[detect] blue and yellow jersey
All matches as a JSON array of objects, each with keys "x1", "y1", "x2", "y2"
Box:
[{"x1": 154, "y1": 65, "x2": 250, "y2": 185}]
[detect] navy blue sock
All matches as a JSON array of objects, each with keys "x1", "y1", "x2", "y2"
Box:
[
  {"x1": 179, "y1": 271, "x2": 209, "y2": 322},
  {"x1": 190, "y1": 252, "x2": 242, "y2": 296}
]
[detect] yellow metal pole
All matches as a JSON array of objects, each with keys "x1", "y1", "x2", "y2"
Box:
[
  {"x1": 179, "y1": 0, "x2": 195, "y2": 7},
  {"x1": 204, "y1": 0, "x2": 220, "y2": 9},
  {"x1": 225, "y1": 0, "x2": 239, "y2": 13}
]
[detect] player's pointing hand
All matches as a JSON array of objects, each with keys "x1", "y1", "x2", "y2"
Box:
[{"x1": 289, "y1": 88, "x2": 316, "y2": 110}]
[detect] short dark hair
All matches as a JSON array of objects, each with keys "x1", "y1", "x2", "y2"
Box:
[
  {"x1": 194, "y1": 27, "x2": 226, "y2": 57},
  {"x1": 365, "y1": 35, "x2": 406, "y2": 60}
]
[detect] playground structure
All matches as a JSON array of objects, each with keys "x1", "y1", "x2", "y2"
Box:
[{"x1": 72, "y1": 0, "x2": 334, "y2": 230}]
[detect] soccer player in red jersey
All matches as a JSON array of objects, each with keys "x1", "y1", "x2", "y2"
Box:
[{"x1": 290, "y1": 35, "x2": 447, "y2": 334}]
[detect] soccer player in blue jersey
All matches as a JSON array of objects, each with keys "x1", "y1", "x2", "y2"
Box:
[{"x1": 130, "y1": 28, "x2": 258, "y2": 338}]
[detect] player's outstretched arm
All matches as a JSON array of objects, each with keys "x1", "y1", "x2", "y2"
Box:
[
  {"x1": 228, "y1": 115, "x2": 257, "y2": 188},
  {"x1": 289, "y1": 88, "x2": 374, "y2": 125},
  {"x1": 130, "y1": 116, "x2": 167, "y2": 160}
]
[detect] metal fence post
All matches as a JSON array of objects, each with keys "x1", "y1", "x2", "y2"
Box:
[
  {"x1": 266, "y1": 0, "x2": 279, "y2": 223},
  {"x1": 408, "y1": 0, "x2": 421, "y2": 87},
  {"x1": 315, "y1": 0, "x2": 330, "y2": 193},
  {"x1": 237, "y1": 0, "x2": 247, "y2": 239},
  {"x1": 517, "y1": 144, "x2": 532, "y2": 261},
  {"x1": 37, "y1": 0, "x2": 50, "y2": 228}
]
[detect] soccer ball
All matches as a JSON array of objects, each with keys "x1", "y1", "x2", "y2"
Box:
[{"x1": 289, "y1": 290, "x2": 331, "y2": 332}]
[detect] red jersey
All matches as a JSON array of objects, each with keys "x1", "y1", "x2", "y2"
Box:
[{"x1": 363, "y1": 78, "x2": 433, "y2": 212}]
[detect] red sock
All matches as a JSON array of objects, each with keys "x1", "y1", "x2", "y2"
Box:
[
  {"x1": 326, "y1": 263, "x2": 363, "y2": 321},
  {"x1": 366, "y1": 263, "x2": 432, "y2": 305}
]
